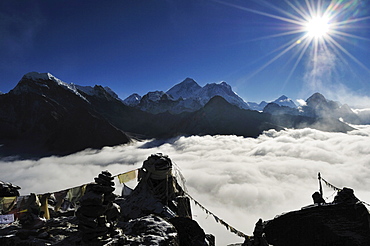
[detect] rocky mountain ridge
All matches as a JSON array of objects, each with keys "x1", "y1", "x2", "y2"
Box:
[
  {"x1": 123, "y1": 78, "x2": 298, "y2": 114},
  {"x1": 0, "y1": 72, "x2": 356, "y2": 158},
  {"x1": 123, "y1": 77, "x2": 369, "y2": 125},
  {"x1": 263, "y1": 92, "x2": 365, "y2": 124},
  {"x1": 123, "y1": 78, "x2": 250, "y2": 114},
  {"x1": 0, "y1": 73, "x2": 131, "y2": 158}
]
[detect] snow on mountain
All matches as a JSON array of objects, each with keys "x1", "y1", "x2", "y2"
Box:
[
  {"x1": 166, "y1": 78, "x2": 201, "y2": 100},
  {"x1": 18, "y1": 72, "x2": 88, "y2": 101},
  {"x1": 123, "y1": 79, "x2": 250, "y2": 113},
  {"x1": 166, "y1": 79, "x2": 249, "y2": 109},
  {"x1": 75, "y1": 85, "x2": 96, "y2": 96},
  {"x1": 248, "y1": 101, "x2": 268, "y2": 111},
  {"x1": 249, "y1": 96, "x2": 296, "y2": 111},
  {"x1": 194, "y1": 82, "x2": 250, "y2": 109},
  {"x1": 144, "y1": 91, "x2": 167, "y2": 102},
  {"x1": 272, "y1": 95, "x2": 297, "y2": 108},
  {"x1": 123, "y1": 93, "x2": 142, "y2": 106},
  {"x1": 76, "y1": 85, "x2": 121, "y2": 101}
]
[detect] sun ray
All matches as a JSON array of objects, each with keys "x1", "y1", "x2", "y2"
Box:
[
  {"x1": 256, "y1": 0, "x2": 306, "y2": 23},
  {"x1": 244, "y1": 38, "x2": 304, "y2": 81},
  {"x1": 326, "y1": 35, "x2": 370, "y2": 73},
  {"x1": 248, "y1": 29, "x2": 306, "y2": 42},
  {"x1": 215, "y1": 0, "x2": 370, "y2": 90},
  {"x1": 335, "y1": 16, "x2": 370, "y2": 26},
  {"x1": 284, "y1": 0, "x2": 310, "y2": 20},
  {"x1": 304, "y1": 0, "x2": 316, "y2": 20},
  {"x1": 213, "y1": 0, "x2": 305, "y2": 26},
  {"x1": 330, "y1": 30, "x2": 370, "y2": 42},
  {"x1": 283, "y1": 36, "x2": 312, "y2": 87}
]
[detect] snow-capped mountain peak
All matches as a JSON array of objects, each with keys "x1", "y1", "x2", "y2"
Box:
[
  {"x1": 306, "y1": 92, "x2": 327, "y2": 107},
  {"x1": 23, "y1": 72, "x2": 61, "y2": 83},
  {"x1": 166, "y1": 78, "x2": 201, "y2": 100},
  {"x1": 18, "y1": 72, "x2": 88, "y2": 101},
  {"x1": 124, "y1": 78, "x2": 251, "y2": 113},
  {"x1": 273, "y1": 95, "x2": 297, "y2": 108},
  {"x1": 219, "y1": 81, "x2": 231, "y2": 90},
  {"x1": 123, "y1": 93, "x2": 142, "y2": 106},
  {"x1": 144, "y1": 91, "x2": 167, "y2": 102},
  {"x1": 195, "y1": 81, "x2": 249, "y2": 109}
]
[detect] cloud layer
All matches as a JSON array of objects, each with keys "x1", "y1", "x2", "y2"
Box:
[{"x1": 1, "y1": 126, "x2": 370, "y2": 245}]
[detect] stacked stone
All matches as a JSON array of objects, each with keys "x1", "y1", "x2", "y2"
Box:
[{"x1": 76, "y1": 171, "x2": 120, "y2": 243}]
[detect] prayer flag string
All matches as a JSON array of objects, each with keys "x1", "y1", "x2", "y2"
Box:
[
  {"x1": 320, "y1": 177, "x2": 341, "y2": 191},
  {"x1": 320, "y1": 174, "x2": 370, "y2": 207},
  {"x1": 185, "y1": 192, "x2": 250, "y2": 239}
]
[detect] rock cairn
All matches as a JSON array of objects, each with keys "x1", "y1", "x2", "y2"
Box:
[{"x1": 76, "y1": 170, "x2": 120, "y2": 243}]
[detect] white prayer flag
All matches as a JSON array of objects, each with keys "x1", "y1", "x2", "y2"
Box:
[{"x1": 0, "y1": 214, "x2": 14, "y2": 224}]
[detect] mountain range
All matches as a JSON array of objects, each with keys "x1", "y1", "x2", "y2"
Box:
[
  {"x1": 0, "y1": 72, "x2": 363, "y2": 158},
  {"x1": 122, "y1": 78, "x2": 297, "y2": 113}
]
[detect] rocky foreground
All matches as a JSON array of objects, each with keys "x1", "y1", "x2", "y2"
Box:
[{"x1": 0, "y1": 154, "x2": 215, "y2": 245}]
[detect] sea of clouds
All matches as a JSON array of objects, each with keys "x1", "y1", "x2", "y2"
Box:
[{"x1": 1, "y1": 125, "x2": 370, "y2": 245}]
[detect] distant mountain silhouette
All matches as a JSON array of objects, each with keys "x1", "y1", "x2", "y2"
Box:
[
  {"x1": 0, "y1": 73, "x2": 130, "y2": 158},
  {"x1": 177, "y1": 96, "x2": 282, "y2": 137},
  {"x1": 0, "y1": 72, "x2": 356, "y2": 157}
]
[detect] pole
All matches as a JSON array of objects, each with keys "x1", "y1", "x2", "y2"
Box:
[{"x1": 318, "y1": 172, "x2": 324, "y2": 198}]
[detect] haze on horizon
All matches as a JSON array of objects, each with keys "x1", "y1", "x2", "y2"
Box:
[{"x1": 1, "y1": 0, "x2": 370, "y2": 106}]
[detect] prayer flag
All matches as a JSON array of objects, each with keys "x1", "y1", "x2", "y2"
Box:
[
  {"x1": 118, "y1": 170, "x2": 137, "y2": 184},
  {"x1": 213, "y1": 215, "x2": 219, "y2": 223},
  {"x1": 66, "y1": 185, "x2": 86, "y2": 204},
  {"x1": 0, "y1": 214, "x2": 14, "y2": 224},
  {"x1": 0, "y1": 197, "x2": 17, "y2": 214}
]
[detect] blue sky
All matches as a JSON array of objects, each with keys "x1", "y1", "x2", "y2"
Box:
[{"x1": 1, "y1": 0, "x2": 370, "y2": 105}]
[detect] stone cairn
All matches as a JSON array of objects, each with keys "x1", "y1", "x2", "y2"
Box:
[{"x1": 76, "y1": 170, "x2": 120, "y2": 243}]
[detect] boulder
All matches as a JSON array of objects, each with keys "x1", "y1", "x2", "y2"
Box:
[{"x1": 264, "y1": 202, "x2": 370, "y2": 246}]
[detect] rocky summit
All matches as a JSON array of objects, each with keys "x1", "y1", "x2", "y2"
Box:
[{"x1": 263, "y1": 187, "x2": 370, "y2": 246}]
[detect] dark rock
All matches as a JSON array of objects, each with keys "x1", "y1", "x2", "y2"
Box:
[
  {"x1": 15, "y1": 229, "x2": 38, "y2": 240},
  {"x1": 78, "y1": 191, "x2": 104, "y2": 206},
  {"x1": 76, "y1": 170, "x2": 120, "y2": 243},
  {"x1": 36, "y1": 231, "x2": 49, "y2": 239},
  {"x1": 76, "y1": 205, "x2": 106, "y2": 217},
  {"x1": 334, "y1": 187, "x2": 359, "y2": 204},
  {"x1": 86, "y1": 183, "x2": 115, "y2": 194},
  {"x1": 264, "y1": 202, "x2": 370, "y2": 246},
  {"x1": 169, "y1": 217, "x2": 208, "y2": 246},
  {"x1": 118, "y1": 214, "x2": 179, "y2": 245},
  {"x1": 98, "y1": 173, "x2": 114, "y2": 181},
  {"x1": 0, "y1": 181, "x2": 21, "y2": 197},
  {"x1": 105, "y1": 203, "x2": 120, "y2": 221},
  {"x1": 94, "y1": 177, "x2": 115, "y2": 187},
  {"x1": 76, "y1": 210, "x2": 98, "y2": 228}
]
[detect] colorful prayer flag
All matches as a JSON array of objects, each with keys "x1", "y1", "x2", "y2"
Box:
[
  {"x1": 117, "y1": 170, "x2": 137, "y2": 184},
  {"x1": 66, "y1": 185, "x2": 86, "y2": 204},
  {"x1": 0, "y1": 197, "x2": 17, "y2": 214}
]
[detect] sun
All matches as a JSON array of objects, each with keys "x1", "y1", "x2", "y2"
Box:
[
  {"x1": 215, "y1": 0, "x2": 370, "y2": 85},
  {"x1": 214, "y1": 0, "x2": 370, "y2": 93},
  {"x1": 305, "y1": 16, "x2": 330, "y2": 38}
]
